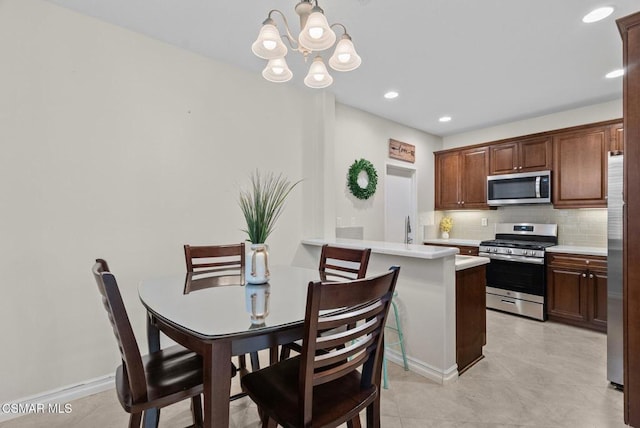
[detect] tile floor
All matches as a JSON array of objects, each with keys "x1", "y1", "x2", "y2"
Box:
[{"x1": 0, "y1": 310, "x2": 626, "y2": 427}]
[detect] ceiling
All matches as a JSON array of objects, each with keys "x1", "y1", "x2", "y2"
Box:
[{"x1": 45, "y1": 0, "x2": 638, "y2": 136}]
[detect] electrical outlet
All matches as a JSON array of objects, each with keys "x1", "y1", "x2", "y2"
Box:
[{"x1": 481, "y1": 218, "x2": 488, "y2": 227}]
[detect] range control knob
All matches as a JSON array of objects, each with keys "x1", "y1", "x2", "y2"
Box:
[{"x1": 507, "y1": 249, "x2": 513, "y2": 254}]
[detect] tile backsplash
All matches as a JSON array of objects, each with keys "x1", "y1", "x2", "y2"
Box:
[{"x1": 424, "y1": 205, "x2": 607, "y2": 247}]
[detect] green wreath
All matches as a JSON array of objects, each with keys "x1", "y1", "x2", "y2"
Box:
[{"x1": 347, "y1": 159, "x2": 378, "y2": 200}]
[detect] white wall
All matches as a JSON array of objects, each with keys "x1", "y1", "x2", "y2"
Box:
[
  {"x1": 0, "y1": 0, "x2": 321, "y2": 403},
  {"x1": 333, "y1": 104, "x2": 442, "y2": 241},
  {"x1": 442, "y1": 99, "x2": 622, "y2": 149}
]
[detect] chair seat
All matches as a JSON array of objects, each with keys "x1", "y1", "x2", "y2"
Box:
[
  {"x1": 241, "y1": 356, "x2": 377, "y2": 427},
  {"x1": 116, "y1": 345, "x2": 236, "y2": 413}
]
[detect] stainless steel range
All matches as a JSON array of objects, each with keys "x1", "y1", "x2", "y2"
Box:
[{"x1": 479, "y1": 223, "x2": 558, "y2": 321}]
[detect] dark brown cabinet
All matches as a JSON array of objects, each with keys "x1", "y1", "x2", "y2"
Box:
[
  {"x1": 610, "y1": 123, "x2": 624, "y2": 153},
  {"x1": 552, "y1": 126, "x2": 609, "y2": 208},
  {"x1": 489, "y1": 137, "x2": 551, "y2": 175},
  {"x1": 427, "y1": 243, "x2": 479, "y2": 256},
  {"x1": 456, "y1": 265, "x2": 486, "y2": 374},
  {"x1": 546, "y1": 253, "x2": 607, "y2": 332},
  {"x1": 435, "y1": 147, "x2": 489, "y2": 210}
]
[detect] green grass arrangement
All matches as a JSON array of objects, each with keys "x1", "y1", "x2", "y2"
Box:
[{"x1": 239, "y1": 170, "x2": 301, "y2": 244}]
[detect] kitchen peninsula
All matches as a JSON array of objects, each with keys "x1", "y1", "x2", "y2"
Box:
[{"x1": 294, "y1": 238, "x2": 489, "y2": 384}]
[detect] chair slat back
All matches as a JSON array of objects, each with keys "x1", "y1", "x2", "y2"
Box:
[
  {"x1": 91, "y1": 259, "x2": 148, "y2": 404},
  {"x1": 319, "y1": 244, "x2": 371, "y2": 280},
  {"x1": 299, "y1": 266, "x2": 400, "y2": 424},
  {"x1": 184, "y1": 243, "x2": 245, "y2": 273}
]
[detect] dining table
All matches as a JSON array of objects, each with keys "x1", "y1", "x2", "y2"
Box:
[{"x1": 138, "y1": 264, "x2": 331, "y2": 428}]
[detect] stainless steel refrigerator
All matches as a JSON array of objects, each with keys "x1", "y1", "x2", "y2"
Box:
[{"x1": 607, "y1": 153, "x2": 624, "y2": 388}]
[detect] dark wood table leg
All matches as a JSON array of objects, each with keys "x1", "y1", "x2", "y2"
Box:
[
  {"x1": 204, "y1": 341, "x2": 232, "y2": 428},
  {"x1": 144, "y1": 315, "x2": 161, "y2": 428}
]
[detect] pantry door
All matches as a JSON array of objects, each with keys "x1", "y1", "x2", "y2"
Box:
[{"x1": 384, "y1": 164, "x2": 417, "y2": 243}]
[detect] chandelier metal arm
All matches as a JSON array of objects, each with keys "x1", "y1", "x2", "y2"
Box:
[
  {"x1": 329, "y1": 22, "x2": 349, "y2": 36},
  {"x1": 266, "y1": 9, "x2": 302, "y2": 51}
]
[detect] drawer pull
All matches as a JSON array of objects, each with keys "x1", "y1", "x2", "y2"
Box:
[{"x1": 501, "y1": 299, "x2": 517, "y2": 305}]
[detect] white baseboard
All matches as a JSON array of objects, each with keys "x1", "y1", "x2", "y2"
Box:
[
  {"x1": 0, "y1": 374, "x2": 115, "y2": 423},
  {"x1": 385, "y1": 349, "x2": 458, "y2": 385}
]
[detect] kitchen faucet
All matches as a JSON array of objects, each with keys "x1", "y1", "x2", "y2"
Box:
[{"x1": 405, "y1": 216, "x2": 412, "y2": 244}]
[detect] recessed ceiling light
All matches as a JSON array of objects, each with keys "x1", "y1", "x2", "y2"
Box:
[
  {"x1": 439, "y1": 116, "x2": 452, "y2": 123},
  {"x1": 384, "y1": 91, "x2": 399, "y2": 99},
  {"x1": 582, "y1": 7, "x2": 614, "y2": 23},
  {"x1": 606, "y1": 69, "x2": 624, "y2": 78}
]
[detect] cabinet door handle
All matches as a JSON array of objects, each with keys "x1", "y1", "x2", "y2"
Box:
[
  {"x1": 589, "y1": 274, "x2": 594, "y2": 279},
  {"x1": 518, "y1": 166, "x2": 523, "y2": 170},
  {"x1": 582, "y1": 273, "x2": 587, "y2": 278},
  {"x1": 461, "y1": 201, "x2": 465, "y2": 205},
  {"x1": 513, "y1": 167, "x2": 518, "y2": 170}
]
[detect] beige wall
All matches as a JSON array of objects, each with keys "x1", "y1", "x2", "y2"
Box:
[
  {"x1": 333, "y1": 104, "x2": 441, "y2": 241},
  {"x1": 442, "y1": 99, "x2": 622, "y2": 150},
  {"x1": 0, "y1": 0, "x2": 319, "y2": 402}
]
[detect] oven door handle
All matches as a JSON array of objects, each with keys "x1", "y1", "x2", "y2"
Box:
[{"x1": 478, "y1": 252, "x2": 545, "y2": 265}]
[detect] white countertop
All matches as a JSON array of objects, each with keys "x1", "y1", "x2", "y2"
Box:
[
  {"x1": 423, "y1": 238, "x2": 482, "y2": 247},
  {"x1": 455, "y1": 255, "x2": 490, "y2": 271},
  {"x1": 302, "y1": 238, "x2": 457, "y2": 260},
  {"x1": 547, "y1": 245, "x2": 607, "y2": 257}
]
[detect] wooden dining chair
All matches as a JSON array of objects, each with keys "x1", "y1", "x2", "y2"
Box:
[
  {"x1": 242, "y1": 266, "x2": 400, "y2": 428},
  {"x1": 280, "y1": 244, "x2": 372, "y2": 361},
  {"x1": 92, "y1": 259, "x2": 226, "y2": 428},
  {"x1": 184, "y1": 243, "x2": 262, "y2": 377},
  {"x1": 183, "y1": 243, "x2": 245, "y2": 274},
  {"x1": 319, "y1": 244, "x2": 371, "y2": 280}
]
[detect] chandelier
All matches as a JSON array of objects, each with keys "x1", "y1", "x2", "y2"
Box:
[{"x1": 251, "y1": 0, "x2": 361, "y2": 89}]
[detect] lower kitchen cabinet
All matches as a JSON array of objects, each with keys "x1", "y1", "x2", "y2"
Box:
[
  {"x1": 456, "y1": 265, "x2": 486, "y2": 374},
  {"x1": 427, "y1": 243, "x2": 479, "y2": 256},
  {"x1": 546, "y1": 253, "x2": 607, "y2": 332}
]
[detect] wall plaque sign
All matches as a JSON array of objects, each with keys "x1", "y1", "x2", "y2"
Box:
[{"x1": 389, "y1": 139, "x2": 415, "y2": 163}]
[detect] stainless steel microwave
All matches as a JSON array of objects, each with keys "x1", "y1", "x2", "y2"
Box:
[{"x1": 487, "y1": 170, "x2": 551, "y2": 206}]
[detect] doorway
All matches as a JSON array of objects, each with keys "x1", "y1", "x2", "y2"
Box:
[{"x1": 384, "y1": 164, "x2": 417, "y2": 243}]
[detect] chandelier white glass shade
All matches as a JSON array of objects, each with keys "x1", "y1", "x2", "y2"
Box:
[
  {"x1": 329, "y1": 34, "x2": 361, "y2": 72},
  {"x1": 251, "y1": 22, "x2": 288, "y2": 59},
  {"x1": 262, "y1": 58, "x2": 293, "y2": 82},
  {"x1": 304, "y1": 56, "x2": 333, "y2": 88},
  {"x1": 251, "y1": 0, "x2": 361, "y2": 88},
  {"x1": 297, "y1": 6, "x2": 336, "y2": 51}
]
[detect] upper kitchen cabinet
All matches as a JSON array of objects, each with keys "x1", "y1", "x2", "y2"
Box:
[
  {"x1": 489, "y1": 137, "x2": 551, "y2": 175},
  {"x1": 435, "y1": 147, "x2": 489, "y2": 210},
  {"x1": 610, "y1": 123, "x2": 624, "y2": 154},
  {"x1": 552, "y1": 125, "x2": 609, "y2": 208}
]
